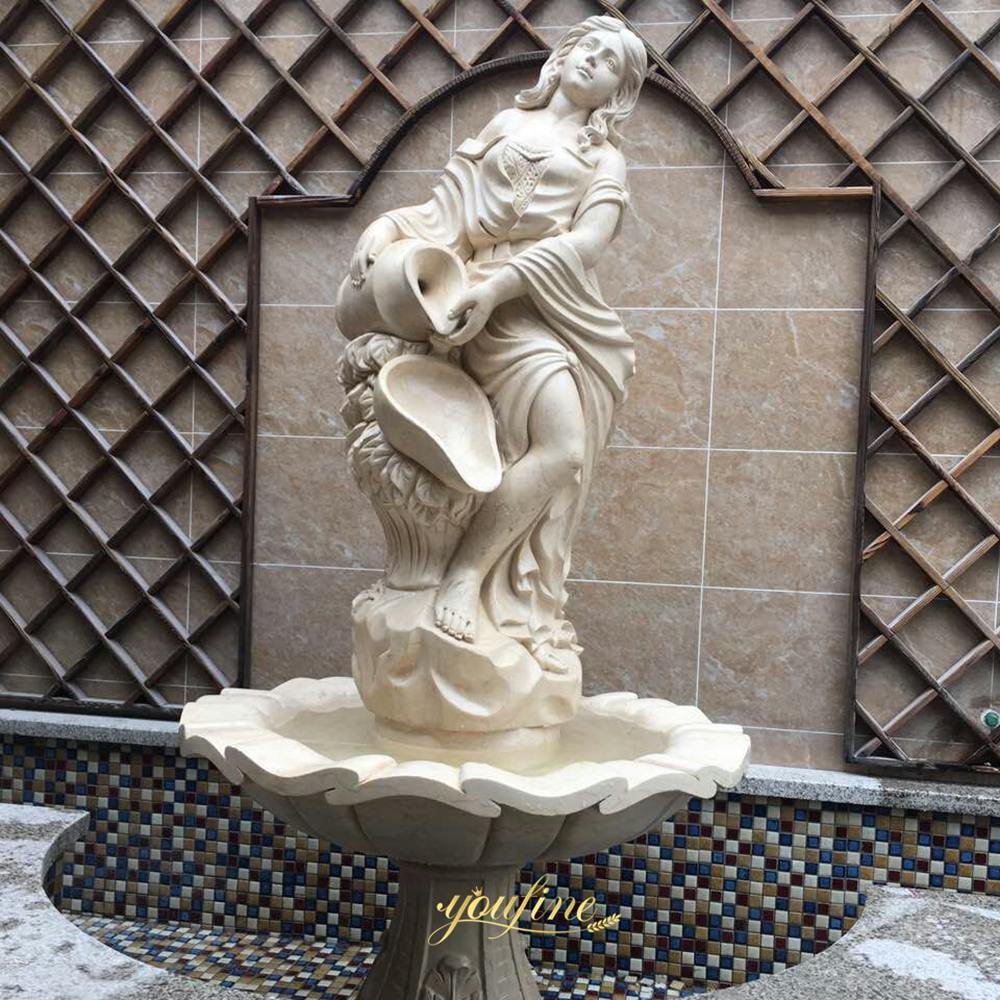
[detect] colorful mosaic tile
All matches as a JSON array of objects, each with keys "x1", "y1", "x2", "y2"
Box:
[
  {"x1": 3, "y1": 736, "x2": 1000, "y2": 992},
  {"x1": 68, "y1": 915, "x2": 708, "y2": 998}
]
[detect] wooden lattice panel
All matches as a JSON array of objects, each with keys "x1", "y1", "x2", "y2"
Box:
[
  {"x1": 0, "y1": 0, "x2": 997, "y2": 770},
  {"x1": 642, "y1": 0, "x2": 1000, "y2": 770}
]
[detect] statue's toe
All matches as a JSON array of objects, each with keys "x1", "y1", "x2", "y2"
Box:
[
  {"x1": 537, "y1": 647, "x2": 569, "y2": 674},
  {"x1": 440, "y1": 609, "x2": 460, "y2": 639}
]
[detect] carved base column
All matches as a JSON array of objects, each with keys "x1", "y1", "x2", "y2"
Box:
[{"x1": 356, "y1": 862, "x2": 541, "y2": 1000}]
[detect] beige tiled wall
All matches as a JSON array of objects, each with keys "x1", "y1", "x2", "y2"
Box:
[
  {"x1": 252, "y1": 68, "x2": 870, "y2": 770},
  {"x1": 4, "y1": 0, "x2": 997, "y2": 767}
]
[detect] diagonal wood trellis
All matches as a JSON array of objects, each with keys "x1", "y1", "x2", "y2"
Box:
[{"x1": 0, "y1": 0, "x2": 995, "y2": 773}]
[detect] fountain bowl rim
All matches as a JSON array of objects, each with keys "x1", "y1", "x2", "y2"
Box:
[{"x1": 179, "y1": 677, "x2": 751, "y2": 819}]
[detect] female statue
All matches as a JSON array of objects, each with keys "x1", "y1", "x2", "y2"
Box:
[{"x1": 337, "y1": 16, "x2": 648, "y2": 737}]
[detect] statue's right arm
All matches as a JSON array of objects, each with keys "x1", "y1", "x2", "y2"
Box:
[{"x1": 349, "y1": 108, "x2": 517, "y2": 285}]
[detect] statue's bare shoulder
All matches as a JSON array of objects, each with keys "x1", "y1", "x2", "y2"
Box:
[
  {"x1": 475, "y1": 106, "x2": 525, "y2": 142},
  {"x1": 593, "y1": 142, "x2": 627, "y2": 182}
]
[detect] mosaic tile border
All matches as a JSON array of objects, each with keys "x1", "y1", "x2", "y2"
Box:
[
  {"x1": 3, "y1": 736, "x2": 999, "y2": 990},
  {"x1": 68, "y1": 915, "x2": 707, "y2": 999}
]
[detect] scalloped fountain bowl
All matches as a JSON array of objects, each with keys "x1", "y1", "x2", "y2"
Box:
[{"x1": 180, "y1": 677, "x2": 750, "y2": 1000}]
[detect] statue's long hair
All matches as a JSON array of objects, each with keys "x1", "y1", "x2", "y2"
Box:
[{"x1": 514, "y1": 16, "x2": 648, "y2": 149}]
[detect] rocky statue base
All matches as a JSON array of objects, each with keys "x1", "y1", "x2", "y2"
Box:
[
  {"x1": 351, "y1": 582, "x2": 580, "y2": 734},
  {"x1": 180, "y1": 677, "x2": 750, "y2": 1000}
]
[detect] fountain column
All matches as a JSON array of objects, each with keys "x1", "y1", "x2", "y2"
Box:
[{"x1": 358, "y1": 862, "x2": 539, "y2": 1000}]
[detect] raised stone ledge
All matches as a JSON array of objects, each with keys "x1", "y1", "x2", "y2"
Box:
[
  {"x1": 739, "y1": 764, "x2": 1000, "y2": 817},
  {"x1": 0, "y1": 708, "x2": 180, "y2": 748},
  {"x1": 0, "y1": 802, "x2": 251, "y2": 1000},
  {"x1": 4, "y1": 708, "x2": 1000, "y2": 816}
]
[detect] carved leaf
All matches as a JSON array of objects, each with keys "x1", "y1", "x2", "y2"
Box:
[
  {"x1": 422, "y1": 954, "x2": 483, "y2": 1000},
  {"x1": 339, "y1": 331, "x2": 430, "y2": 392}
]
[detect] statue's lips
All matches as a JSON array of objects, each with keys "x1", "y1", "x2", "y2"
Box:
[{"x1": 575, "y1": 65, "x2": 593, "y2": 79}]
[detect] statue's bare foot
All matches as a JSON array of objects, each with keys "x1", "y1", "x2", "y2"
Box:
[
  {"x1": 434, "y1": 573, "x2": 480, "y2": 643},
  {"x1": 533, "y1": 641, "x2": 569, "y2": 675}
]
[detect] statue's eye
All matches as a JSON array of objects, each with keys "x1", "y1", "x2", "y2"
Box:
[
  {"x1": 582, "y1": 37, "x2": 595, "y2": 48},
  {"x1": 607, "y1": 58, "x2": 617, "y2": 71}
]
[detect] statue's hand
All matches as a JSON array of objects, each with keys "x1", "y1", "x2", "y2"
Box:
[
  {"x1": 349, "y1": 217, "x2": 398, "y2": 288},
  {"x1": 440, "y1": 283, "x2": 498, "y2": 346}
]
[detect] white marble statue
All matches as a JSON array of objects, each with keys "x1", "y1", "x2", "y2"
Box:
[
  {"x1": 336, "y1": 15, "x2": 648, "y2": 740},
  {"x1": 187, "y1": 26, "x2": 753, "y2": 995}
]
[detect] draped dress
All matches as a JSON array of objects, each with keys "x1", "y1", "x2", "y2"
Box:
[{"x1": 381, "y1": 122, "x2": 635, "y2": 665}]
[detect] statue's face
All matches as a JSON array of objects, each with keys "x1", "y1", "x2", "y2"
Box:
[{"x1": 560, "y1": 29, "x2": 627, "y2": 109}]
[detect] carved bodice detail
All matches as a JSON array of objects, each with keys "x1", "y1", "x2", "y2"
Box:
[{"x1": 499, "y1": 139, "x2": 553, "y2": 216}]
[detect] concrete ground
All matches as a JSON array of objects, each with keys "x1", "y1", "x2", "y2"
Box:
[{"x1": 729, "y1": 885, "x2": 1000, "y2": 999}]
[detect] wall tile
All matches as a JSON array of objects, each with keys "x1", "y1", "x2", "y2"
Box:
[
  {"x1": 0, "y1": 654, "x2": 52, "y2": 695},
  {"x1": 449, "y1": 65, "x2": 540, "y2": 144},
  {"x1": 743, "y1": 726, "x2": 850, "y2": 770},
  {"x1": 907, "y1": 385, "x2": 996, "y2": 455},
  {"x1": 723, "y1": 71, "x2": 802, "y2": 157},
  {"x1": 253, "y1": 434, "x2": 383, "y2": 569},
  {"x1": 250, "y1": 564, "x2": 375, "y2": 689},
  {"x1": 877, "y1": 227, "x2": 950, "y2": 313},
  {"x1": 863, "y1": 594, "x2": 995, "y2": 680},
  {"x1": 822, "y1": 66, "x2": 905, "y2": 153},
  {"x1": 671, "y1": 20, "x2": 733, "y2": 104},
  {"x1": 595, "y1": 166, "x2": 724, "y2": 309},
  {"x1": 344, "y1": 0, "x2": 415, "y2": 34},
  {"x1": 699, "y1": 588, "x2": 852, "y2": 731},
  {"x1": 924, "y1": 174, "x2": 1000, "y2": 261},
  {"x1": 568, "y1": 579, "x2": 699, "y2": 702},
  {"x1": 856, "y1": 640, "x2": 982, "y2": 761},
  {"x1": 257, "y1": 305, "x2": 344, "y2": 437},
  {"x1": 770, "y1": 18, "x2": 855, "y2": 102},
  {"x1": 574, "y1": 446, "x2": 707, "y2": 585},
  {"x1": 719, "y1": 176, "x2": 868, "y2": 308},
  {"x1": 613, "y1": 308, "x2": 713, "y2": 449},
  {"x1": 711, "y1": 309, "x2": 863, "y2": 451},
  {"x1": 260, "y1": 172, "x2": 433, "y2": 308},
  {"x1": 704, "y1": 450, "x2": 856, "y2": 593},
  {"x1": 925, "y1": 62, "x2": 1000, "y2": 151},
  {"x1": 623, "y1": 86, "x2": 723, "y2": 168}
]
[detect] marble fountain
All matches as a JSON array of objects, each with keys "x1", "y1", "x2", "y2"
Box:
[{"x1": 181, "y1": 15, "x2": 750, "y2": 999}]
